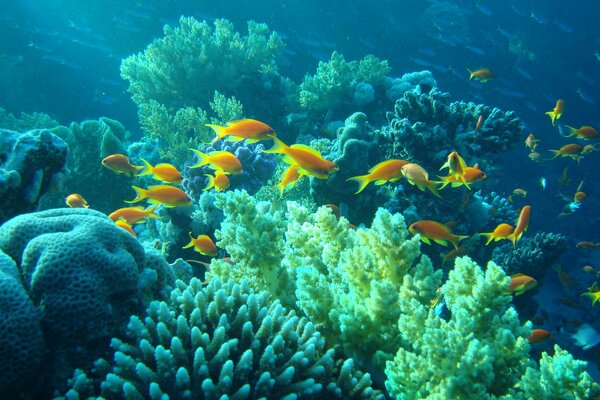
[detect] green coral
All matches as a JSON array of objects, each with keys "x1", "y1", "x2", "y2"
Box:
[
  {"x1": 385, "y1": 256, "x2": 594, "y2": 400},
  {"x1": 298, "y1": 51, "x2": 390, "y2": 114},
  {"x1": 0, "y1": 107, "x2": 59, "y2": 130}
]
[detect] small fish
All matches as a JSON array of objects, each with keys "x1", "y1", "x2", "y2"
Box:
[
  {"x1": 115, "y1": 218, "x2": 137, "y2": 237},
  {"x1": 508, "y1": 205, "x2": 531, "y2": 247},
  {"x1": 508, "y1": 273, "x2": 537, "y2": 295},
  {"x1": 101, "y1": 154, "x2": 142, "y2": 177},
  {"x1": 467, "y1": 67, "x2": 494, "y2": 82},
  {"x1": 571, "y1": 323, "x2": 600, "y2": 350},
  {"x1": 439, "y1": 152, "x2": 470, "y2": 188},
  {"x1": 582, "y1": 144, "x2": 600, "y2": 155},
  {"x1": 562, "y1": 125, "x2": 599, "y2": 140},
  {"x1": 512, "y1": 188, "x2": 527, "y2": 197},
  {"x1": 548, "y1": 143, "x2": 584, "y2": 162},
  {"x1": 528, "y1": 329, "x2": 552, "y2": 343},
  {"x1": 109, "y1": 205, "x2": 159, "y2": 224},
  {"x1": 528, "y1": 152, "x2": 543, "y2": 162},
  {"x1": 204, "y1": 170, "x2": 230, "y2": 192},
  {"x1": 182, "y1": 232, "x2": 218, "y2": 257},
  {"x1": 582, "y1": 283, "x2": 600, "y2": 305},
  {"x1": 401, "y1": 163, "x2": 442, "y2": 198},
  {"x1": 125, "y1": 185, "x2": 192, "y2": 208},
  {"x1": 539, "y1": 177, "x2": 546, "y2": 190},
  {"x1": 347, "y1": 159, "x2": 409, "y2": 194},
  {"x1": 558, "y1": 167, "x2": 571, "y2": 186},
  {"x1": 475, "y1": 115, "x2": 484, "y2": 131},
  {"x1": 545, "y1": 99, "x2": 565, "y2": 126},
  {"x1": 479, "y1": 223, "x2": 514, "y2": 245},
  {"x1": 576, "y1": 241, "x2": 600, "y2": 250},
  {"x1": 524, "y1": 133, "x2": 539, "y2": 152},
  {"x1": 553, "y1": 264, "x2": 575, "y2": 289},
  {"x1": 264, "y1": 136, "x2": 338, "y2": 179},
  {"x1": 441, "y1": 246, "x2": 467, "y2": 266},
  {"x1": 583, "y1": 265, "x2": 597, "y2": 274},
  {"x1": 189, "y1": 149, "x2": 243, "y2": 174},
  {"x1": 65, "y1": 193, "x2": 89, "y2": 208},
  {"x1": 137, "y1": 158, "x2": 183, "y2": 184},
  {"x1": 408, "y1": 220, "x2": 468, "y2": 249},
  {"x1": 574, "y1": 191, "x2": 587, "y2": 204},
  {"x1": 438, "y1": 166, "x2": 487, "y2": 189},
  {"x1": 206, "y1": 119, "x2": 275, "y2": 144},
  {"x1": 323, "y1": 204, "x2": 341, "y2": 220},
  {"x1": 276, "y1": 165, "x2": 302, "y2": 196}
]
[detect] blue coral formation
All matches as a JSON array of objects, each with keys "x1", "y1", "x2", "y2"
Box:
[
  {"x1": 0, "y1": 128, "x2": 68, "y2": 223},
  {"x1": 61, "y1": 278, "x2": 384, "y2": 399}
]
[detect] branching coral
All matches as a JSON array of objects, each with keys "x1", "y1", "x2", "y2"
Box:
[
  {"x1": 61, "y1": 278, "x2": 384, "y2": 399},
  {"x1": 385, "y1": 256, "x2": 594, "y2": 400}
]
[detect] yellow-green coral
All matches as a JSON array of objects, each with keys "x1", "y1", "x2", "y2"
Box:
[{"x1": 385, "y1": 256, "x2": 594, "y2": 400}]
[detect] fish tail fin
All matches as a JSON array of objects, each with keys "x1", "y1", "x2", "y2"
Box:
[
  {"x1": 466, "y1": 68, "x2": 473, "y2": 79},
  {"x1": 562, "y1": 125, "x2": 577, "y2": 137},
  {"x1": 545, "y1": 111, "x2": 556, "y2": 126},
  {"x1": 205, "y1": 124, "x2": 227, "y2": 143},
  {"x1": 182, "y1": 232, "x2": 195, "y2": 249},
  {"x1": 137, "y1": 158, "x2": 154, "y2": 177},
  {"x1": 426, "y1": 180, "x2": 443, "y2": 198},
  {"x1": 189, "y1": 148, "x2": 209, "y2": 169},
  {"x1": 263, "y1": 135, "x2": 289, "y2": 154},
  {"x1": 125, "y1": 186, "x2": 147, "y2": 204},
  {"x1": 479, "y1": 232, "x2": 494, "y2": 245},
  {"x1": 347, "y1": 175, "x2": 371, "y2": 194},
  {"x1": 437, "y1": 175, "x2": 453, "y2": 189},
  {"x1": 145, "y1": 204, "x2": 160, "y2": 219},
  {"x1": 548, "y1": 149, "x2": 561, "y2": 159},
  {"x1": 507, "y1": 232, "x2": 520, "y2": 248},
  {"x1": 203, "y1": 174, "x2": 216, "y2": 191}
]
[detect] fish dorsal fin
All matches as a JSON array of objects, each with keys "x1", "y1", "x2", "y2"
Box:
[
  {"x1": 290, "y1": 143, "x2": 322, "y2": 157},
  {"x1": 148, "y1": 184, "x2": 173, "y2": 190},
  {"x1": 577, "y1": 180, "x2": 584, "y2": 192},
  {"x1": 473, "y1": 163, "x2": 479, "y2": 169},
  {"x1": 209, "y1": 151, "x2": 234, "y2": 157}
]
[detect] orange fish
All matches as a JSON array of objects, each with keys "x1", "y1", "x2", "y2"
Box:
[
  {"x1": 479, "y1": 223, "x2": 514, "y2": 245},
  {"x1": 441, "y1": 246, "x2": 467, "y2": 266},
  {"x1": 401, "y1": 163, "x2": 442, "y2": 198},
  {"x1": 528, "y1": 329, "x2": 552, "y2": 343},
  {"x1": 475, "y1": 115, "x2": 484, "y2": 132},
  {"x1": 508, "y1": 205, "x2": 531, "y2": 247},
  {"x1": 276, "y1": 165, "x2": 302, "y2": 196},
  {"x1": 204, "y1": 170, "x2": 230, "y2": 192},
  {"x1": 264, "y1": 136, "x2": 338, "y2": 179},
  {"x1": 182, "y1": 232, "x2": 218, "y2": 257},
  {"x1": 545, "y1": 99, "x2": 565, "y2": 126},
  {"x1": 439, "y1": 152, "x2": 470, "y2": 188},
  {"x1": 115, "y1": 218, "x2": 137, "y2": 237},
  {"x1": 323, "y1": 204, "x2": 341, "y2": 220},
  {"x1": 582, "y1": 283, "x2": 600, "y2": 305},
  {"x1": 549, "y1": 143, "x2": 583, "y2": 162},
  {"x1": 562, "y1": 125, "x2": 598, "y2": 140},
  {"x1": 508, "y1": 273, "x2": 537, "y2": 295},
  {"x1": 109, "y1": 205, "x2": 159, "y2": 224},
  {"x1": 125, "y1": 185, "x2": 192, "y2": 208},
  {"x1": 65, "y1": 193, "x2": 89, "y2": 208},
  {"x1": 467, "y1": 67, "x2": 494, "y2": 82},
  {"x1": 553, "y1": 265, "x2": 575, "y2": 289},
  {"x1": 408, "y1": 220, "x2": 468, "y2": 249},
  {"x1": 576, "y1": 241, "x2": 600, "y2": 250},
  {"x1": 438, "y1": 165, "x2": 486, "y2": 189},
  {"x1": 206, "y1": 119, "x2": 275, "y2": 144},
  {"x1": 189, "y1": 149, "x2": 242, "y2": 174},
  {"x1": 101, "y1": 154, "x2": 142, "y2": 177},
  {"x1": 347, "y1": 159, "x2": 409, "y2": 194},
  {"x1": 524, "y1": 134, "x2": 539, "y2": 152},
  {"x1": 137, "y1": 159, "x2": 183, "y2": 184},
  {"x1": 558, "y1": 167, "x2": 571, "y2": 186},
  {"x1": 574, "y1": 191, "x2": 587, "y2": 203}
]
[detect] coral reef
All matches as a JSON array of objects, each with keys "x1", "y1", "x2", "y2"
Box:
[
  {"x1": 385, "y1": 70, "x2": 437, "y2": 102},
  {"x1": 0, "y1": 250, "x2": 45, "y2": 397},
  {"x1": 61, "y1": 278, "x2": 384, "y2": 399},
  {"x1": 385, "y1": 256, "x2": 594, "y2": 400},
  {"x1": 491, "y1": 232, "x2": 568, "y2": 278},
  {"x1": 0, "y1": 106, "x2": 59, "y2": 131},
  {"x1": 0, "y1": 128, "x2": 68, "y2": 223}
]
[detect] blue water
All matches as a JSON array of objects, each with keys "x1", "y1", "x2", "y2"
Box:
[{"x1": 1, "y1": 0, "x2": 600, "y2": 396}]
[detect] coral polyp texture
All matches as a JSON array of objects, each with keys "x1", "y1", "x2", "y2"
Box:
[
  {"x1": 61, "y1": 278, "x2": 384, "y2": 399},
  {"x1": 385, "y1": 256, "x2": 594, "y2": 400}
]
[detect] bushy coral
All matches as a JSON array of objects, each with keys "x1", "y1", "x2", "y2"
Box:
[
  {"x1": 0, "y1": 250, "x2": 45, "y2": 397},
  {"x1": 0, "y1": 106, "x2": 59, "y2": 131},
  {"x1": 491, "y1": 232, "x2": 568, "y2": 277},
  {"x1": 385, "y1": 256, "x2": 594, "y2": 400},
  {"x1": 61, "y1": 278, "x2": 384, "y2": 399},
  {"x1": 0, "y1": 128, "x2": 68, "y2": 223}
]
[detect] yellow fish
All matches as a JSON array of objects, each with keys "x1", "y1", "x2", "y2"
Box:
[
  {"x1": 264, "y1": 136, "x2": 338, "y2": 179},
  {"x1": 183, "y1": 232, "x2": 218, "y2": 257},
  {"x1": 401, "y1": 163, "x2": 442, "y2": 198},
  {"x1": 508, "y1": 273, "x2": 537, "y2": 295},
  {"x1": 479, "y1": 223, "x2": 514, "y2": 245},
  {"x1": 204, "y1": 171, "x2": 230, "y2": 192},
  {"x1": 206, "y1": 119, "x2": 275, "y2": 144},
  {"x1": 137, "y1": 159, "x2": 183, "y2": 184},
  {"x1": 408, "y1": 220, "x2": 468, "y2": 249},
  {"x1": 126, "y1": 185, "x2": 192, "y2": 208},
  {"x1": 109, "y1": 205, "x2": 159, "y2": 224},
  {"x1": 347, "y1": 159, "x2": 409, "y2": 194},
  {"x1": 189, "y1": 149, "x2": 242, "y2": 174},
  {"x1": 439, "y1": 151, "x2": 470, "y2": 188},
  {"x1": 65, "y1": 193, "x2": 89, "y2": 208},
  {"x1": 545, "y1": 99, "x2": 565, "y2": 126},
  {"x1": 276, "y1": 165, "x2": 302, "y2": 197}
]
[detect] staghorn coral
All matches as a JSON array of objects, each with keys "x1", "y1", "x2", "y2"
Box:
[
  {"x1": 385, "y1": 256, "x2": 594, "y2": 400},
  {"x1": 491, "y1": 232, "x2": 568, "y2": 278},
  {"x1": 60, "y1": 278, "x2": 384, "y2": 399},
  {"x1": 0, "y1": 128, "x2": 68, "y2": 223}
]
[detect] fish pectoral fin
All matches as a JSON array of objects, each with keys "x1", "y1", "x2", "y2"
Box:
[
  {"x1": 374, "y1": 179, "x2": 388, "y2": 186},
  {"x1": 226, "y1": 136, "x2": 245, "y2": 142},
  {"x1": 421, "y1": 236, "x2": 432, "y2": 245},
  {"x1": 433, "y1": 239, "x2": 448, "y2": 246}
]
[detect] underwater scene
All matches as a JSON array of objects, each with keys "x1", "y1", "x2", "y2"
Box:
[{"x1": 1, "y1": 0, "x2": 599, "y2": 398}]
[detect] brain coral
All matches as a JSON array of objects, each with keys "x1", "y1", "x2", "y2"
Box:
[
  {"x1": 0, "y1": 208, "x2": 175, "y2": 341},
  {"x1": 0, "y1": 250, "x2": 45, "y2": 396},
  {"x1": 61, "y1": 278, "x2": 384, "y2": 399}
]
